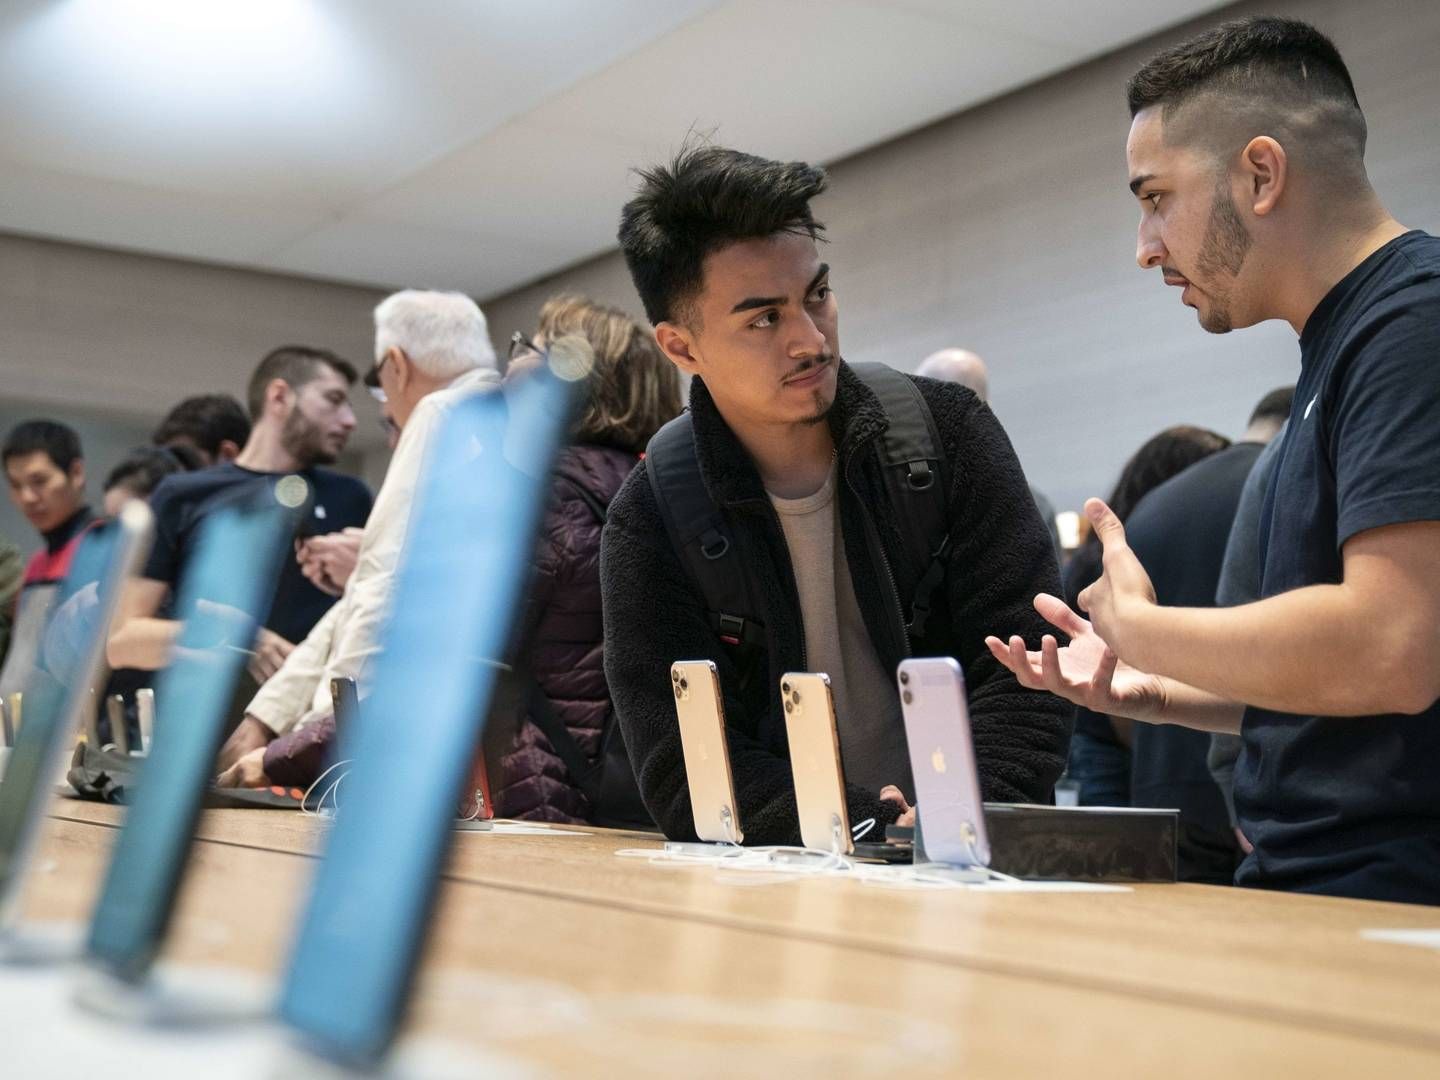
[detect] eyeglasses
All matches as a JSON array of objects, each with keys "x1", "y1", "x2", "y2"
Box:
[
  {"x1": 368, "y1": 352, "x2": 389, "y2": 403},
  {"x1": 508, "y1": 331, "x2": 542, "y2": 364}
]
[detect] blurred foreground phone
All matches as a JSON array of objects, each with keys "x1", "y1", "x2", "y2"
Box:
[
  {"x1": 671, "y1": 660, "x2": 743, "y2": 845},
  {"x1": 781, "y1": 672, "x2": 851, "y2": 854},
  {"x1": 279, "y1": 349, "x2": 586, "y2": 1070},
  {"x1": 0, "y1": 502, "x2": 153, "y2": 936},
  {"x1": 84, "y1": 493, "x2": 297, "y2": 983},
  {"x1": 897, "y1": 657, "x2": 989, "y2": 868}
]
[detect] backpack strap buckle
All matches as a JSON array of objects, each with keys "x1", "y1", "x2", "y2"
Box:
[
  {"x1": 906, "y1": 460, "x2": 934, "y2": 490},
  {"x1": 700, "y1": 528, "x2": 730, "y2": 560}
]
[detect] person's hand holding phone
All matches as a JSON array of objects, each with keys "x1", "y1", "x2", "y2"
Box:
[{"x1": 215, "y1": 746, "x2": 270, "y2": 789}]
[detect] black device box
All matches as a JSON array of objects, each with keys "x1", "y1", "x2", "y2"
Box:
[{"x1": 982, "y1": 803, "x2": 1178, "y2": 882}]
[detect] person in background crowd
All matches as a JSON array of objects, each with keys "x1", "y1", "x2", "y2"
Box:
[
  {"x1": 601, "y1": 145, "x2": 1071, "y2": 845},
  {"x1": 989, "y1": 16, "x2": 1440, "y2": 904},
  {"x1": 917, "y1": 347, "x2": 1062, "y2": 556},
  {"x1": 108, "y1": 346, "x2": 370, "y2": 691},
  {"x1": 1206, "y1": 421, "x2": 1288, "y2": 854},
  {"x1": 213, "y1": 290, "x2": 501, "y2": 781},
  {"x1": 1118, "y1": 387, "x2": 1293, "y2": 883},
  {"x1": 0, "y1": 537, "x2": 21, "y2": 672},
  {"x1": 1062, "y1": 424, "x2": 1230, "y2": 807},
  {"x1": 486, "y1": 294, "x2": 681, "y2": 823},
  {"x1": 1, "y1": 420, "x2": 95, "y2": 700},
  {"x1": 101, "y1": 446, "x2": 188, "y2": 515},
  {"x1": 151, "y1": 393, "x2": 251, "y2": 468}
]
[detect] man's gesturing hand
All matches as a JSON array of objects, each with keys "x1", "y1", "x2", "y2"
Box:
[
  {"x1": 984, "y1": 592, "x2": 1169, "y2": 724},
  {"x1": 1075, "y1": 498, "x2": 1157, "y2": 654}
]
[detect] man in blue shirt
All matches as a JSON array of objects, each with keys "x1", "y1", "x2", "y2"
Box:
[{"x1": 988, "y1": 16, "x2": 1440, "y2": 904}]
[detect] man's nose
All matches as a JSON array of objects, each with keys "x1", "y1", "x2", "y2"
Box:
[
  {"x1": 337, "y1": 404, "x2": 357, "y2": 431},
  {"x1": 1137, "y1": 217, "x2": 1166, "y2": 270},
  {"x1": 788, "y1": 310, "x2": 828, "y2": 357}
]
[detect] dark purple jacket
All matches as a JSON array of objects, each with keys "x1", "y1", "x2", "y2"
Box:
[
  {"x1": 262, "y1": 444, "x2": 638, "y2": 822},
  {"x1": 491, "y1": 443, "x2": 638, "y2": 821}
]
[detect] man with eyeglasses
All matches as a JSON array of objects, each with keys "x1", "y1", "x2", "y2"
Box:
[{"x1": 215, "y1": 290, "x2": 501, "y2": 780}]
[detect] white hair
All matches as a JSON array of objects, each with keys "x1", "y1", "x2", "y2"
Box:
[{"x1": 373, "y1": 290, "x2": 497, "y2": 379}]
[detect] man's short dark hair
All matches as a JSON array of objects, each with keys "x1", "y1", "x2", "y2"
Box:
[
  {"x1": 152, "y1": 394, "x2": 252, "y2": 459},
  {"x1": 245, "y1": 346, "x2": 358, "y2": 421},
  {"x1": 1249, "y1": 385, "x2": 1296, "y2": 428},
  {"x1": 617, "y1": 145, "x2": 828, "y2": 327},
  {"x1": 104, "y1": 446, "x2": 185, "y2": 498},
  {"x1": 1126, "y1": 16, "x2": 1367, "y2": 177},
  {"x1": 2, "y1": 419, "x2": 83, "y2": 472}
]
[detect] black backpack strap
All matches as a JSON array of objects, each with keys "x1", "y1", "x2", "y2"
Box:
[
  {"x1": 645, "y1": 414, "x2": 765, "y2": 648},
  {"x1": 849, "y1": 362, "x2": 953, "y2": 643}
]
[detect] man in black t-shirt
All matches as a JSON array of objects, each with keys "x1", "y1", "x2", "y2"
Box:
[
  {"x1": 988, "y1": 17, "x2": 1440, "y2": 904},
  {"x1": 108, "y1": 346, "x2": 371, "y2": 687}
]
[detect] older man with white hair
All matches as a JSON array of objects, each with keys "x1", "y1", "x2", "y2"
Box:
[{"x1": 216, "y1": 290, "x2": 501, "y2": 778}]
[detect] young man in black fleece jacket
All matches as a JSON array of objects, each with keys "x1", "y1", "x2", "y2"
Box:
[{"x1": 600, "y1": 145, "x2": 1071, "y2": 845}]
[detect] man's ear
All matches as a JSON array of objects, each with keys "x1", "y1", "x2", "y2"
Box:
[
  {"x1": 388, "y1": 346, "x2": 414, "y2": 394},
  {"x1": 1242, "y1": 136, "x2": 1287, "y2": 217},
  {"x1": 655, "y1": 323, "x2": 702, "y2": 377},
  {"x1": 265, "y1": 377, "x2": 294, "y2": 418},
  {"x1": 216, "y1": 439, "x2": 241, "y2": 462},
  {"x1": 68, "y1": 458, "x2": 85, "y2": 491}
]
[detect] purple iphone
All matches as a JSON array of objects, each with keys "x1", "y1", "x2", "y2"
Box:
[{"x1": 896, "y1": 657, "x2": 990, "y2": 868}]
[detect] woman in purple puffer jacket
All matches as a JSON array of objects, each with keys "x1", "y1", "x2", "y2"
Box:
[{"x1": 490, "y1": 294, "x2": 681, "y2": 822}]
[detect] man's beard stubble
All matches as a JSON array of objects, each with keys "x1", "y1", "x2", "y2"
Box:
[
  {"x1": 1192, "y1": 183, "x2": 1253, "y2": 334},
  {"x1": 281, "y1": 405, "x2": 338, "y2": 466}
]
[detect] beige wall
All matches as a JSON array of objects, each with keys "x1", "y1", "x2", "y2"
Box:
[{"x1": 481, "y1": 0, "x2": 1440, "y2": 515}]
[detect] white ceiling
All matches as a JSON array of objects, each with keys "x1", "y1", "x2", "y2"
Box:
[{"x1": 0, "y1": 0, "x2": 1231, "y2": 300}]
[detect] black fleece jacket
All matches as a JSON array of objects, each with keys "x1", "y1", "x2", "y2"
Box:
[{"x1": 600, "y1": 361, "x2": 1072, "y2": 844}]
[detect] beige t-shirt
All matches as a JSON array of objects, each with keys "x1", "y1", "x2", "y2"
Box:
[{"x1": 768, "y1": 464, "x2": 914, "y2": 800}]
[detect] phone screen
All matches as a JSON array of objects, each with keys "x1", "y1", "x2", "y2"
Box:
[
  {"x1": 85, "y1": 496, "x2": 296, "y2": 982},
  {"x1": 0, "y1": 503, "x2": 151, "y2": 928},
  {"x1": 279, "y1": 361, "x2": 582, "y2": 1068}
]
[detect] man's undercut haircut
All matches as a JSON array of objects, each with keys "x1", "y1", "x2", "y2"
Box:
[
  {"x1": 617, "y1": 144, "x2": 828, "y2": 327},
  {"x1": 1127, "y1": 16, "x2": 1367, "y2": 182},
  {"x1": 245, "y1": 345, "x2": 358, "y2": 421},
  {"x1": 1249, "y1": 385, "x2": 1296, "y2": 427},
  {"x1": 152, "y1": 394, "x2": 251, "y2": 458},
  {"x1": 2, "y1": 419, "x2": 83, "y2": 472}
]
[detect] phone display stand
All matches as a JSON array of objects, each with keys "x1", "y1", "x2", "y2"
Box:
[
  {"x1": 72, "y1": 963, "x2": 273, "y2": 1028},
  {"x1": 453, "y1": 819, "x2": 496, "y2": 832},
  {"x1": 910, "y1": 811, "x2": 989, "y2": 884}
]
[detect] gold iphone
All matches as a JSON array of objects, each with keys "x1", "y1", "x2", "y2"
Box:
[
  {"x1": 781, "y1": 672, "x2": 853, "y2": 855},
  {"x1": 671, "y1": 660, "x2": 744, "y2": 844}
]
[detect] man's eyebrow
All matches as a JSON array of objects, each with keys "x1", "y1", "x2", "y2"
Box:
[
  {"x1": 728, "y1": 263, "x2": 832, "y2": 315},
  {"x1": 1129, "y1": 173, "x2": 1156, "y2": 196},
  {"x1": 729, "y1": 293, "x2": 785, "y2": 315}
]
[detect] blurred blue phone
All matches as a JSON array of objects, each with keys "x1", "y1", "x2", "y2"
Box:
[
  {"x1": 279, "y1": 354, "x2": 585, "y2": 1069},
  {"x1": 0, "y1": 501, "x2": 153, "y2": 935},
  {"x1": 897, "y1": 657, "x2": 990, "y2": 869},
  {"x1": 84, "y1": 490, "x2": 298, "y2": 982}
]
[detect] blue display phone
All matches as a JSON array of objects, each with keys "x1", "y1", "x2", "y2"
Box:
[
  {"x1": 84, "y1": 489, "x2": 299, "y2": 982},
  {"x1": 0, "y1": 501, "x2": 153, "y2": 933},
  {"x1": 279, "y1": 351, "x2": 586, "y2": 1068}
]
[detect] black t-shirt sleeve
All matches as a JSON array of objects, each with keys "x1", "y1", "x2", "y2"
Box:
[
  {"x1": 1330, "y1": 301, "x2": 1440, "y2": 548},
  {"x1": 141, "y1": 477, "x2": 186, "y2": 585}
]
